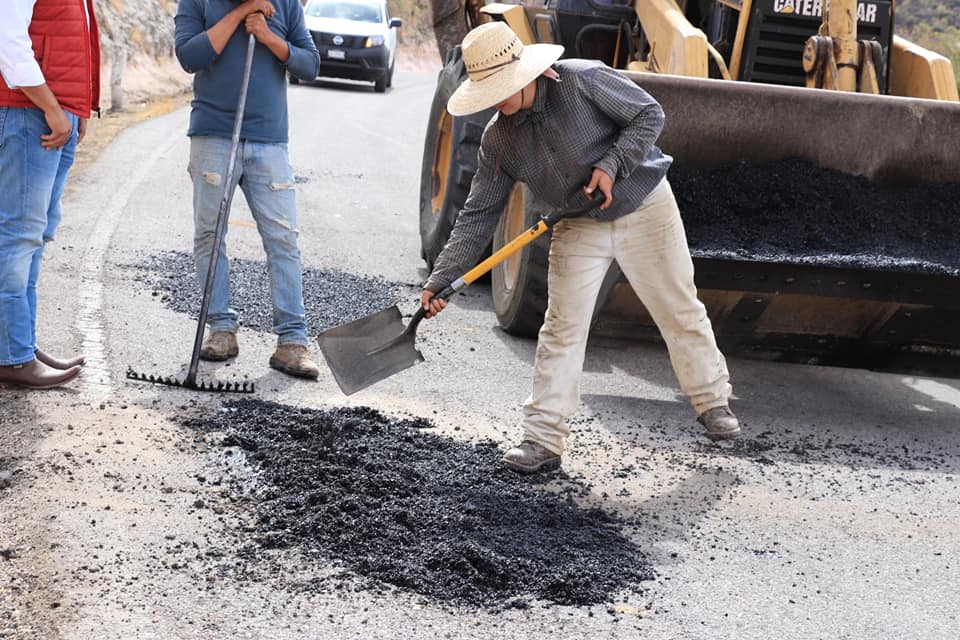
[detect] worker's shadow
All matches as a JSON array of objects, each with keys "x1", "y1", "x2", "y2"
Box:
[
  {"x1": 579, "y1": 353, "x2": 960, "y2": 474},
  {"x1": 436, "y1": 276, "x2": 960, "y2": 476},
  {"x1": 597, "y1": 468, "x2": 739, "y2": 568}
]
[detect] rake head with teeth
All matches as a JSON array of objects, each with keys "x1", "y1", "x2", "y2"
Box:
[{"x1": 126, "y1": 367, "x2": 255, "y2": 394}]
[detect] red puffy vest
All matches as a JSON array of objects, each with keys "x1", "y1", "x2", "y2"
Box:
[{"x1": 0, "y1": 0, "x2": 101, "y2": 118}]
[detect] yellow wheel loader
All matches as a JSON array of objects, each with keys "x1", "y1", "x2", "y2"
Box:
[{"x1": 419, "y1": 0, "x2": 960, "y2": 376}]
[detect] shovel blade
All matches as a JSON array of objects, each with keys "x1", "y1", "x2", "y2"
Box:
[{"x1": 317, "y1": 305, "x2": 424, "y2": 395}]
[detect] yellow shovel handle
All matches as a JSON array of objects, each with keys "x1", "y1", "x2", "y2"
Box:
[{"x1": 459, "y1": 220, "x2": 550, "y2": 287}]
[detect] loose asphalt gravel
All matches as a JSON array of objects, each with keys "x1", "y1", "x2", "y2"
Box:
[
  {"x1": 130, "y1": 251, "x2": 405, "y2": 335},
  {"x1": 183, "y1": 400, "x2": 654, "y2": 609},
  {"x1": 672, "y1": 157, "x2": 960, "y2": 275}
]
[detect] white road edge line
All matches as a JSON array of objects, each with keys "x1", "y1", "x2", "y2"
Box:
[{"x1": 77, "y1": 133, "x2": 180, "y2": 401}]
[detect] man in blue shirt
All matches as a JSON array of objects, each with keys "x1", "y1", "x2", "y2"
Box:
[{"x1": 175, "y1": 0, "x2": 322, "y2": 379}]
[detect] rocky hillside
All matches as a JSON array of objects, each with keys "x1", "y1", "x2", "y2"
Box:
[
  {"x1": 92, "y1": 0, "x2": 438, "y2": 111},
  {"x1": 896, "y1": 0, "x2": 960, "y2": 83},
  {"x1": 94, "y1": 0, "x2": 185, "y2": 111}
]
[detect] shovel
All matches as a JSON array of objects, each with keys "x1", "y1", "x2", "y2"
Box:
[{"x1": 317, "y1": 191, "x2": 603, "y2": 395}]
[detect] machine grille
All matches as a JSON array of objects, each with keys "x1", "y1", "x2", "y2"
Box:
[{"x1": 740, "y1": 0, "x2": 892, "y2": 90}]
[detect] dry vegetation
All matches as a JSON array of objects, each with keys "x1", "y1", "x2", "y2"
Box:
[{"x1": 896, "y1": 0, "x2": 960, "y2": 84}]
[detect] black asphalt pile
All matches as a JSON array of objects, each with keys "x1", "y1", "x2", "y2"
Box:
[
  {"x1": 670, "y1": 158, "x2": 960, "y2": 275},
  {"x1": 184, "y1": 399, "x2": 653, "y2": 608},
  {"x1": 130, "y1": 251, "x2": 404, "y2": 332}
]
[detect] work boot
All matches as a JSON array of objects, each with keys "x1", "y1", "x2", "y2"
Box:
[
  {"x1": 698, "y1": 405, "x2": 741, "y2": 441},
  {"x1": 0, "y1": 359, "x2": 81, "y2": 389},
  {"x1": 199, "y1": 331, "x2": 239, "y2": 361},
  {"x1": 269, "y1": 343, "x2": 320, "y2": 380},
  {"x1": 35, "y1": 348, "x2": 85, "y2": 370},
  {"x1": 501, "y1": 440, "x2": 562, "y2": 474}
]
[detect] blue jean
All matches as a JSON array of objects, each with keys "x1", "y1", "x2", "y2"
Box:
[
  {"x1": 187, "y1": 136, "x2": 308, "y2": 345},
  {"x1": 523, "y1": 180, "x2": 731, "y2": 454},
  {"x1": 0, "y1": 106, "x2": 79, "y2": 366}
]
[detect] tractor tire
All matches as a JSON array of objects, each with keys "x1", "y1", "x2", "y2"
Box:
[
  {"x1": 491, "y1": 184, "x2": 552, "y2": 338},
  {"x1": 418, "y1": 46, "x2": 493, "y2": 269},
  {"x1": 491, "y1": 185, "x2": 621, "y2": 338}
]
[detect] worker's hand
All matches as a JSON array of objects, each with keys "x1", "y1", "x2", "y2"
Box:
[
  {"x1": 584, "y1": 167, "x2": 614, "y2": 210},
  {"x1": 246, "y1": 10, "x2": 291, "y2": 62},
  {"x1": 77, "y1": 118, "x2": 88, "y2": 145},
  {"x1": 40, "y1": 107, "x2": 72, "y2": 150},
  {"x1": 421, "y1": 290, "x2": 447, "y2": 319},
  {"x1": 241, "y1": 0, "x2": 275, "y2": 18},
  {"x1": 245, "y1": 11, "x2": 275, "y2": 44}
]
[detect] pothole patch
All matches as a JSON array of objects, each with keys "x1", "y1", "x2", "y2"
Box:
[
  {"x1": 129, "y1": 250, "x2": 406, "y2": 333},
  {"x1": 184, "y1": 399, "x2": 654, "y2": 609}
]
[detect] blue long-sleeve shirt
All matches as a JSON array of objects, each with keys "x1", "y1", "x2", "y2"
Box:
[{"x1": 174, "y1": 0, "x2": 320, "y2": 143}]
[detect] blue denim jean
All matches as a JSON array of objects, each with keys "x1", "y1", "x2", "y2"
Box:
[
  {"x1": 0, "y1": 106, "x2": 79, "y2": 366},
  {"x1": 188, "y1": 136, "x2": 308, "y2": 345}
]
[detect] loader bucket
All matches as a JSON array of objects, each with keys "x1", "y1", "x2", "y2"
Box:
[
  {"x1": 632, "y1": 72, "x2": 960, "y2": 184},
  {"x1": 593, "y1": 73, "x2": 960, "y2": 376}
]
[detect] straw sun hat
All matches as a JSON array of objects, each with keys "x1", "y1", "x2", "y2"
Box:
[{"x1": 447, "y1": 22, "x2": 564, "y2": 116}]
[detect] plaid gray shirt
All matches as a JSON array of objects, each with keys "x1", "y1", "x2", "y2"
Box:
[{"x1": 425, "y1": 59, "x2": 673, "y2": 291}]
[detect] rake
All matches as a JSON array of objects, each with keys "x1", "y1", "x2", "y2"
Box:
[{"x1": 127, "y1": 34, "x2": 257, "y2": 394}]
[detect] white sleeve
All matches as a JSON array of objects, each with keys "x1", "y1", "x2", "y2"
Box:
[{"x1": 0, "y1": 0, "x2": 44, "y2": 90}]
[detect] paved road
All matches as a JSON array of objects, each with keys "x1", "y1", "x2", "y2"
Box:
[{"x1": 1, "y1": 72, "x2": 959, "y2": 640}]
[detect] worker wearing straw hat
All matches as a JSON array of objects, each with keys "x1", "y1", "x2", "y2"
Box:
[{"x1": 422, "y1": 21, "x2": 740, "y2": 473}]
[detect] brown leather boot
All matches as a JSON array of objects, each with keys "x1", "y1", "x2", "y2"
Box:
[
  {"x1": 35, "y1": 348, "x2": 85, "y2": 370},
  {"x1": 501, "y1": 440, "x2": 562, "y2": 474},
  {"x1": 698, "y1": 405, "x2": 741, "y2": 441},
  {"x1": 269, "y1": 343, "x2": 320, "y2": 380},
  {"x1": 199, "y1": 331, "x2": 239, "y2": 361},
  {"x1": 0, "y1": 359, "x2": 81, "y2": 389}
]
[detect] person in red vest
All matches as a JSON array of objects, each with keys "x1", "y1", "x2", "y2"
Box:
[{"x1": 0, "y1": 0, "x2": 100, "y2": 389}]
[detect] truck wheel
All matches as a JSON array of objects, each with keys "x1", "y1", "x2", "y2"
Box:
[
  {"x1": 491, "y1": 183, "x2": 551, "y2": 337},
  {"x1": 491, "y1": 186, "x2": 618, "y2": 338},
  {"x1": 374, "y1": 74, "x2": 387, "y2": 93},
  {"x1": 418, "y1": 46, "x2": 493, "y2": 269}
]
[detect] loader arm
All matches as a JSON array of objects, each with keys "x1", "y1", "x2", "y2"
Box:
[
  {"x1": 632, "y1": 0, "x2": 710, "y2": 77},
  {"x1": 889, "y1": 35, "x2": 960, "y2": 100}
]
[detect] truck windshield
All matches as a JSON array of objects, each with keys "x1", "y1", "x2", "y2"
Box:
[{"x1": 306, "y1": 0, "x2": 384, "y2": 23}]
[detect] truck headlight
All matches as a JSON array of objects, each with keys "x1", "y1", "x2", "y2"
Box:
[{"x1": 364, "y1": 35, "x2": 385, "y2": 48}]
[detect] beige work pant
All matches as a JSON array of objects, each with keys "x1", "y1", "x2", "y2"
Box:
[{"x1": 521, "y1": 179, "x2": 732, "y2": 454}]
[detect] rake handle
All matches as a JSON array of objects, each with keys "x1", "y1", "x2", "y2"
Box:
[{"x1": 186, "y1": 33, "x2": 257, "y2": 386}]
